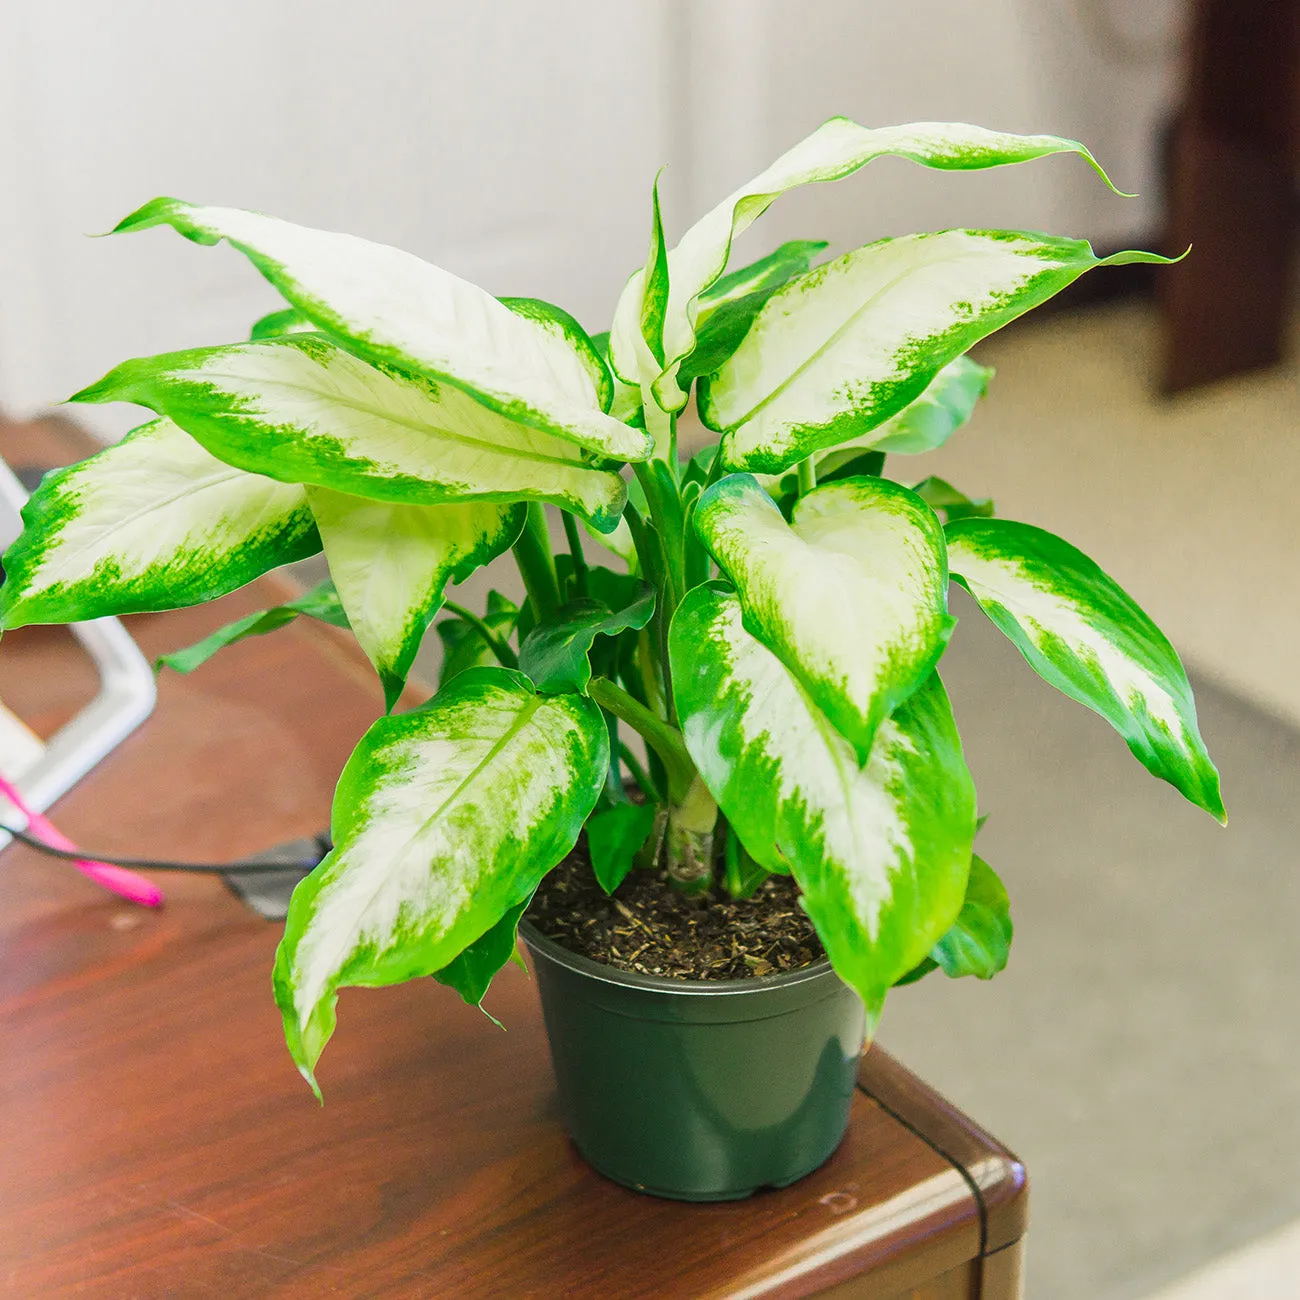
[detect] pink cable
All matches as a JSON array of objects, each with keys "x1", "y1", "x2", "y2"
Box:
[{"x1": 0, "y1": 772, "x2": 164, "y2": 908}]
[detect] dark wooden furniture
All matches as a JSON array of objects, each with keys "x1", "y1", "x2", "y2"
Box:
[
  {"x1": 0, "y1": 420, "x2": 1027, "y2": 1298},
  {"x1": 1161, "y1": 0, "x2": 1300, "y2": 391}
]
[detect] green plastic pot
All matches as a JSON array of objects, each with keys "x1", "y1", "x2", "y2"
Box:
[{"x1": 520, "y1": 921, "x2": 866, "y2": 1202}]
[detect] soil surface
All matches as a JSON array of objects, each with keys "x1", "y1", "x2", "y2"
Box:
[{"x1": 526, "y1": 838, "x2": 825, "y2": 981}]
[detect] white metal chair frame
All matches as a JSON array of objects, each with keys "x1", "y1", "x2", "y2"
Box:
[{"x1": 0, "y1": 457, "x2": 155, "y2": 846}]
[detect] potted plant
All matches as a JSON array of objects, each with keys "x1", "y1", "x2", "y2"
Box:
[{"x1": 0, "y1": 118, "x2": 1224, "y2": 1201}]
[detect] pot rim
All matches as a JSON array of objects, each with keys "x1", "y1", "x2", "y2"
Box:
[{"x1": 518, "y1": 917, "x2": 835, "y2": 998}]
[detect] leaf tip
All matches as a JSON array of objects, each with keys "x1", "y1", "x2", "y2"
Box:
[
  {"x1": 66, "y1": 368, "x2": 125, "y2": 406},
  {"x1": 860, "y1": 993, "x2": 885, "y2": 1043},
  {"x1": 1188, "y1": 759, "x2": 1226, "y2": 826},
  {"x1": 1207, "y1": 790, "x2": 1229, "y2": 827},
  {"x1": 477, "y1": 1004, "x2": 507, "y2": 1031},
  {"x1": 296, "y1": 1061, "x2": 324, "y2": 1104},
  {"x1": 1075, "y1": 143, "x2": 1136, "y2": 198}
]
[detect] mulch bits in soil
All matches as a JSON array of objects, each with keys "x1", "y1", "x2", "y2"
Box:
[{"x1": 526, "y1": 838, "x2": 825, "y2": 981}]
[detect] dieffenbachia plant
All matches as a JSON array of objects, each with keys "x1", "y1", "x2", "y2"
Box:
[{"x1": 0, "y1": 118, "x2": 1224, "y2": 1095}]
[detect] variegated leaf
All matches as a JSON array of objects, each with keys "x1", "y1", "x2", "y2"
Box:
[
  {"x1": 677, "y1": 241, "x2": 830, "y2": 389},
  {"x1": 273, "y1": 667, "x2": 608, "y2": 1092},
  {"x1": 670, "y1": 584, "x2": 977, "y2": 1023},
  {"x1": 848, "y1": 354, "x2": 991, "y2": 457},
  {"x1": 306, "y1": 487, "x2": 525, "y2": 710},
  {"x1": 0, "y1": 418, "x2": 320, "y2": 629},
  {"x1": 931, "y1": 854, "x2": 1012, "y2": 979},
  {"x1": 695, "y1": 240, "x2": 829, "y2": 318},
  {"x1": 895, "y1": 853, "x2": 1012, "y2": 985},
  {"x1": 694, "y1": 474, "x2": 953, "y2": 763},
  {"x1": 113, "y1": 197, "x2": 649, "y2": 459},
  {"x1": 156, "y1": 578, "x2": 348, "y2": 674},
  {"x1": 639, "y1": 173, "x2": 670, "y2": 367},
  {"x1": 589, "y1": 331, "x2": 642, "y2": 424},
  {"x1": 72, "y1": 334, "x2": 630, "y2": 531},
  {"x1": 250, "y1": 306, "x2": 314, "y2": 339},
  {"x1": 498, "y1": 297, "x2": 613, "y2": 414},
  {"x1": 612, "y1": 119, "x2": 1121, "y2": 410},
  {"x1": 946, "y1": 518, "x2": 1225, "y2": 821},
  {"x1": 802, "y1": 357, "x2": 990, "y2": 481},
  {"x1": 703, "y1": 233, "x2": 1173, "y2": 474},
  {"x1": 608, "y1": 269, "x2": 653, "y2": 388}
]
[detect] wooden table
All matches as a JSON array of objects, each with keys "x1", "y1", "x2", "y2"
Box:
[{"x1": 0, "y1": 422, "x2": 1027, "y2": 1299}]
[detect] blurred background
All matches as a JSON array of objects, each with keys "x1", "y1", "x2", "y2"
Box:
[{"x1": 1, "y1": 2, "x2": 1296, "y2": 1296}]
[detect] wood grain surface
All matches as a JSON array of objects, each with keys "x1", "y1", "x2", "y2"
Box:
[{"x1": 0, "y1": 419, "x2": 1025, "y2": 1298}]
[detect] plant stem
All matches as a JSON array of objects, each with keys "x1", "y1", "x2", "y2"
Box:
[
  {"x1": 635, "y1": 627, "x2": 663, "y2": 716},
  {"x1": 682, "y1": 490, "x2": 711, "y2": 590},
  {"x1": 797, "y1": 456, "x2": 817, "y2": 496},
  {"x1": 632, "y1": 460, "x2": 685, "y2": 614},
  {"x1": 665, "y1": 773, "x2": 718, "y2": 892},
  {"x1": 618, "y1": 742, "x2": 662, "y2": 802},
  {"x1": 560, "y1": 511, "x2": 589, "y2": 598},
  {"x1": 629, "y1": 460, "x2": 686, "y2": 724},
  {"x1": 513, "y1": 502, "x2": 561, "y2": 621},
  {"x1": 588, "y1": 676, "x2": 694, "y2": 802},
  {"x1": 642, "y1": 388, "x2": 677, "y2": 464},
  {"x1": 442, "y1": 601, "x2": 519, "y2": 668},
  {"x1": 599, "y1": 708, "x2": 624, "y2": 801},
  {"x1": 618, "y1": 648, "x2": 668, "y2": 796},
  {"x1": 702, "y1": 446, "x2": 727, "y2": 490}
]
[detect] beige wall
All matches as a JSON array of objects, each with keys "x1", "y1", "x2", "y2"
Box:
[
  {"x1": 0, "y1": 0, "x2": 1182, "y2": 438},
  {"x1": 0, "y1": 1, "x2": 676, "y2": 436}
]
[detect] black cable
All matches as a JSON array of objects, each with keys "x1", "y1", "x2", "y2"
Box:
[{"x1": 1, "y1": 824, "x2": 327, "y2": 874}]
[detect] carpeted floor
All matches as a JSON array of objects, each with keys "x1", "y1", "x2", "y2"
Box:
[
  {"x1": 878, "y1": 601, "x2": 1300, "y2": 1300},
  {"x1": 873, "y1": 300, "x2": 1300, "y2": 1299}
]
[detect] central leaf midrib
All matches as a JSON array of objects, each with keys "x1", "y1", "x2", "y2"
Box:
[
  {"x1": 184, "y1": 365, "x2": 596, "y2": 476},
  {"x1": 420, "y1": 693, "x2": 545, "y2": 830}
]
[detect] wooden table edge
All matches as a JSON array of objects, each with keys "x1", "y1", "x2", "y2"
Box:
[{"x1": 858, "y1": 1046, "x2": 1028, "y2": 1256}]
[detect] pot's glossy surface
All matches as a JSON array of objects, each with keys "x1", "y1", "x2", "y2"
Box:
[{"x1": 520, "y1": 921, "x2": 866, "y2": 1201}]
